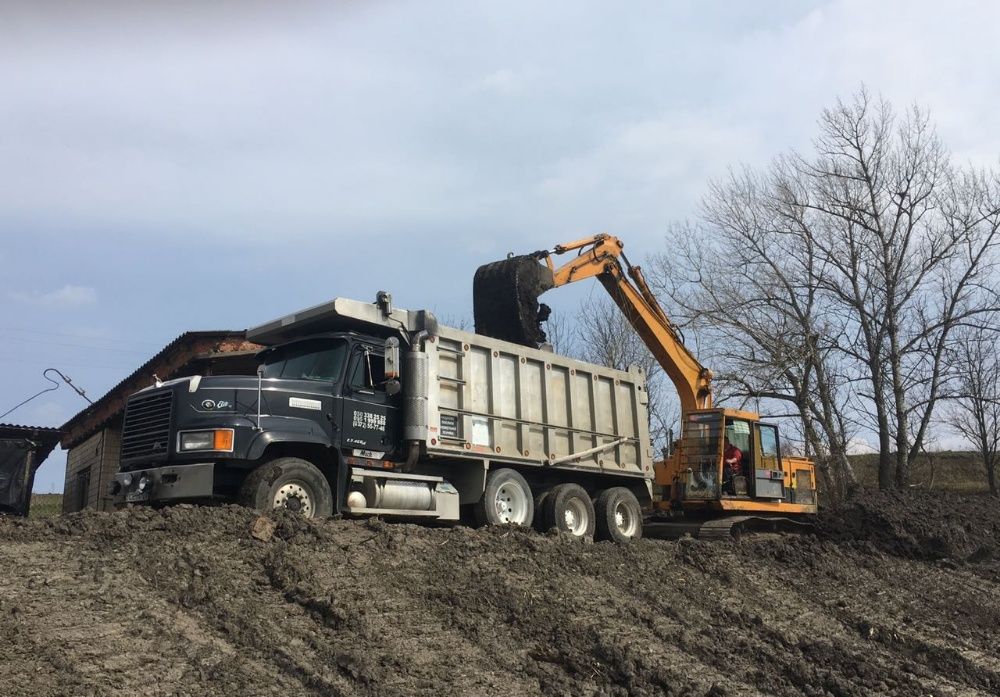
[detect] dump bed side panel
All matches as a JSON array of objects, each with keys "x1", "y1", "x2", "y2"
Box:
[{"x1": 424, "y1": 326, "x2": 652, "y2": 479}]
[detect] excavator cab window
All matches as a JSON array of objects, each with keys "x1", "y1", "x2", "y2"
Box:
[
  {"x1": 758, "y1": 424, "x2": 780, "y2": 470},
  {"x1": 679, "y1": 412, "x2": 723, "y2": 498},
  {"x1": 724, "y1": 419, "x2": 752, "y2": 475}
]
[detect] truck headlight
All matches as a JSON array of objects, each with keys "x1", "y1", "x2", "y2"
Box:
[{"x1": 178, "y1": 429, "x2": 234, "y2": 452}]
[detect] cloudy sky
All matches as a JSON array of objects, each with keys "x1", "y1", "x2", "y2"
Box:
[{"x1": 3, "y1": 0, "x2": 998, "y2": 491}]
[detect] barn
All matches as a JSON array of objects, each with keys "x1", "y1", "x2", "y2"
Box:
[{"x1": 59, "y1": 331, "x2": 261, "y2": 513}]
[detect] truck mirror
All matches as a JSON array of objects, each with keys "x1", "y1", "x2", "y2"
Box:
[
  {"x1": 385, "y1": 378, "x2": 402, "y2": 396},
  {"x1": 384, "y1": 337, "x2": 400, "y2": 381}
]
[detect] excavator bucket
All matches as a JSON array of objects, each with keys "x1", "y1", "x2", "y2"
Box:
[{"x1": 473, "y1": 254, "x2": 555, "y2": 347}]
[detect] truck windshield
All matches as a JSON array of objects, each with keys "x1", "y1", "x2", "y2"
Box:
[{"x1": 261, "y1": 339, "x2": 348, "y2": 382}]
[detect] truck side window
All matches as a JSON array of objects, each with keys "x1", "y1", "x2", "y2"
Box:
[{"x1": 349, "y1": 349, "x2": 386, "y2": 392}]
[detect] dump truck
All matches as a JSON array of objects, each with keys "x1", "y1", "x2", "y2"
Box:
[{"x1": 109, "y1": 293, "x2": 654, "y2": 542}]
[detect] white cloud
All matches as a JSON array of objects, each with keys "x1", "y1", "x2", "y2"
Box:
[
  {"x1": 846, "y1": 438, "x2": 877, "y2": 455},
  {"x1": 477, "y1": 69, "x2": 526, "y2": 97},
  {"x1": 9, "y1": 285, "x2": 98, "y2": 309},
  {"x1": 15, "y1": 400, "x2": 69, "y2": 427}
]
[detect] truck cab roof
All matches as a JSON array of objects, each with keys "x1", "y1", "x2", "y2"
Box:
[{"x1": 247, "y1": 296, "x2": 437, "y2": 347}]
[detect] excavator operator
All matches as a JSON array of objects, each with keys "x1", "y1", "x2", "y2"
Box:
[{"x1": 723, "y1": 438, "x2": 744, "y2": 494}]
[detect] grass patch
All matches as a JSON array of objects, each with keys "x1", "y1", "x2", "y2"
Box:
[
  {"x1": 29, "y1": 494, "x2": 63, "y2": 518},
  {"x1": 849, "y1": 451, "x2": 990, "y2": 493}
]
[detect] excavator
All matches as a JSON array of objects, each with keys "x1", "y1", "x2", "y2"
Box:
[{"x1": 473, "y1": 234, "x2": 817, "y2": 538}]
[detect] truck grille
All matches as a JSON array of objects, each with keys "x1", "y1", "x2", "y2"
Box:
[{"x1": 120, "y1": 390, "x2": 173, "y2": 462}]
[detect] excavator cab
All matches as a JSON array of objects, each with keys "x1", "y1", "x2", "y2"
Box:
[{"x1": 656, "y1": 408, "x2": 817, "y2": 514}]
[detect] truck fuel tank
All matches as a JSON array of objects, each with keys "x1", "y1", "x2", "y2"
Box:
[{"x1": 347, "y1": 468, "x2": 460, "y2": 520}]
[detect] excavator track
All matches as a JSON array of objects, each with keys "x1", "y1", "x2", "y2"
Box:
[{"x1": 643, "y1": 515, "x2": 815, "y2": 541}]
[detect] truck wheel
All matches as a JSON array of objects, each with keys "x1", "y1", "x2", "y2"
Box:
[
  {"x1": 532, "y1": 488, "x2": 553, "y2": 532},
  {"x1": 542, "y1": 483, "x2": 595, "y2": 540},
  {"x1": 239, "y1": 457, "x2": 334, "y2": 518},
  {"x1": 595, "y1": 487, "x2": 643, "y2": 543},
  {"x1": 473, "y1": 468, "x2": 534, "y2": 527}
]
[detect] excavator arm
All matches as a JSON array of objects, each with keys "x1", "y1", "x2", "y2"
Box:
[{"x1": 535, "y1": 234, "x2": 713, "y2": 413}]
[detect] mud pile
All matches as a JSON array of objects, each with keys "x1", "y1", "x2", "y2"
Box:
[
  {"x1": 2, "y1": 494, "x2": 999, "y2": 696},
  {"x1": 818, "y1": 489, "x2": 1000, "y2": 563}
]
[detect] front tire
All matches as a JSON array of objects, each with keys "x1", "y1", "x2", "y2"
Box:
[{"x1": 239, "y1": 457, "x2": 334, "y2": 518}]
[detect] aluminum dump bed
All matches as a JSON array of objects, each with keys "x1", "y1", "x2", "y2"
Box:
[{"x1": 417, "y1": 325, "x2": 652, "y2": 479}]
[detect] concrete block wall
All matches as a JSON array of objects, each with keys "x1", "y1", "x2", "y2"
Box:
[{"x1": 62, "y1": 425, "x2": 121, "y2": 513}]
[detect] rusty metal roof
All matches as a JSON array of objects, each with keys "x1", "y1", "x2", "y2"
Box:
[
  {"x1": 0, "y1": 424, "x2": 62, "y2": 433},
  {"x1": 59, "y1": 331, "x2": 261, "y2": 448},
  {"x1": 0, "y1": 423, "x2": 63, "y2": 465}
]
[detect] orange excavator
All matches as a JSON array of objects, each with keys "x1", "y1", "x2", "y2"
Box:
[{"x1": 473, "y1": 234, "x2": 817, "y2": 537}]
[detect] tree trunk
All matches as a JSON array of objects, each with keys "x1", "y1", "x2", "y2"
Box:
[
  {"x1": 986, "y1": 455, "x2": 998, "y2": 497},
  {"x1": 877, "y1": 431, "x2": 894, "y2": 490}
]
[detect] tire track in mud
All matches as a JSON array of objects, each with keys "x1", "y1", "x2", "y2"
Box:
[
  {"x1": 259, "y1": 528, "x2": 549, "y2": 695},
  {"x1": 3, "y1": 492, "x2": 1000, "y2": 697},
  {"x1": 611, "y1": 539, "x2": 932, "y2": 697},
  {"x1": 132, "y1": 537, "x2": 356, "y2": 695},
  {"x1": 735, "y1": 537, "x2": 1000, "y2": 696}
]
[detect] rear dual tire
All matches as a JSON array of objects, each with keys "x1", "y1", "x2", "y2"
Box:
[
  {"x1": 594, "y1": 487, "x2": 643, "y2": 543},
  {"x1": 542, "y1": 483, "x2": 596, "y2": 540}
]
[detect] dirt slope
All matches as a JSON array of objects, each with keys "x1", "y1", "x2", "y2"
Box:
[{"x1": 2, "y1": 492, "x2": 999, "y2": 696}]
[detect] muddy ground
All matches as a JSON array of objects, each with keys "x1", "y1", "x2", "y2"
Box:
[{"x1": 1, "y1": 491, "x2": 999, "y2": 697}]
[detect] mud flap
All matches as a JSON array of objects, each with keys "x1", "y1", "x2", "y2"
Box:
[{"x1": 473, "y1": 254, "x2": 555, "y2": 347}]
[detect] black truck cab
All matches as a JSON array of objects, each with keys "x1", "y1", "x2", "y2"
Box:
[{"x1": 110, "y1": 331, "x2": 400, "y2": 510}]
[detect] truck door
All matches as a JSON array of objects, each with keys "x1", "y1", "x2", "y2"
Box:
[{"x1": 340, "y1": 345, "x2": 400, "y2": 458}]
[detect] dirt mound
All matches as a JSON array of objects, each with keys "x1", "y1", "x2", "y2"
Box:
[
  {"x1": 3, "y1": 497, "x2": 1000, "y2": 696},
  {"x1": 817, "y1": 489, "x2": 1000, "y2": 562}
]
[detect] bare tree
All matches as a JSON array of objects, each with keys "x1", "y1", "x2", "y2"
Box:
[
  {"x1": 542, "y1": 312, "x2": 574, "y2": 356},
  {"x1": 784, "y1": 91, "x2": 1000, "y2": 488},
  {"x1": 945, "y1": 325, "x2": 1000, "y2": 496},
  {"x1": 656, "y1": 88, "x2": 1000, "y2": 492}
]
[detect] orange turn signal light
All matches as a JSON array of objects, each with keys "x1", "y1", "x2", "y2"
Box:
[{"x1": 213, "y1": 429, "x2": 234, "y2": 451}]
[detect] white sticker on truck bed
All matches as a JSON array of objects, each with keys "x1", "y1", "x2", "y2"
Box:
[
  {"x1": 289, "y1": 397, "x2": 322, "y2": 411},
  {"x1": 471, "y1": 417, "x2": 490, "y2": 447}
]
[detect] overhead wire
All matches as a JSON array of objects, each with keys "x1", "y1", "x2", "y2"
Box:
[{"x1": 0, "y1": 368, "x2": 94, "y2": 421}]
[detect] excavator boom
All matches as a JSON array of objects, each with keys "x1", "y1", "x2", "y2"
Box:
[{"x1": 536, "y1": 234, "x2": 712, "y2": 412}]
